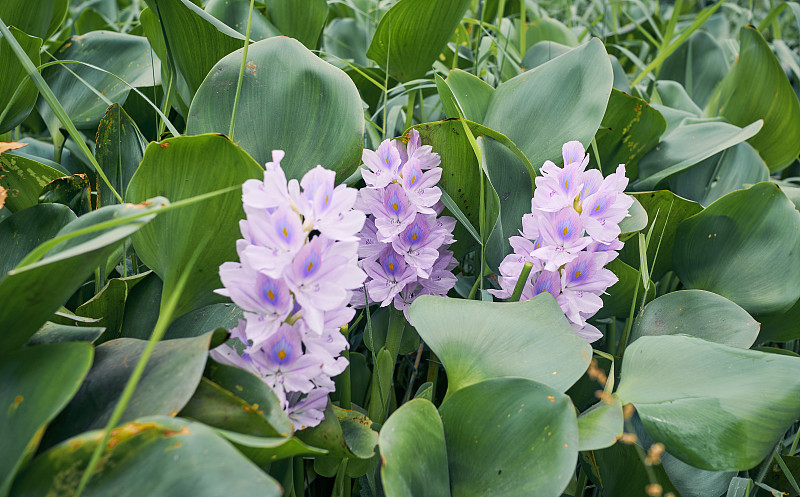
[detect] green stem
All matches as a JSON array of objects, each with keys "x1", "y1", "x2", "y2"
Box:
[
  {"x1": 229, "y1": 0, "x2": 256, "y2": 140},
  {"x1": 507, "y1": 262, "x2": 533, "y2": 302},
  {"x1": 72, "y1": 236, "x2": 211, "y2": 497},
  {"x1": 615, "y1": 278, "x2": 641, "y2": 359},
  {"x1": 385, "y1": 306, "x2": 406, "y2": 363},
  {"x1": 790, "y1": 425, "x2": 800, "y2": 456},
  {"x1": 340, "y1": 347, "x2": 352, "y2": 410},
  {"x1": 293, "y1": 457, "x2": 305, "y2": 497},
  {"x1": 519, "y1": 0, "x2": 526, "y2": 57},
  {"x1": 403, "y1": 89, "x2": 416, "y2": 132}
]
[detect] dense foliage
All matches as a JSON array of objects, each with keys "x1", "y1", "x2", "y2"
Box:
[{"x1": 2, "y1": 0, "x2": 800, "y2": 496}]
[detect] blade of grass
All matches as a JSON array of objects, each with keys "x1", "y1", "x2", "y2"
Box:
[
  {"x1": 72, "y1": 233, "x2": 212, "y2": 497},
  {"x1": 440, "y1": 189, "x2": 481, "y2": 245},
  {"x1": 15, "y1": 184, "x2": 242, "y2": 268},
  {"x1": 630, "y1": 0, "x2": 725, "y2": 87},
  {"x1": 0, "y1": 17, "x2": 123, "y2": 204},
  {"x1": 229, "y1": 0, "x2": 255, "y2": 140}
]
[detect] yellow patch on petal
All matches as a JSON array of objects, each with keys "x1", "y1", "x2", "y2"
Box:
[{"x1": 278, "y1": 349, "x2": 287, "y2": 360}]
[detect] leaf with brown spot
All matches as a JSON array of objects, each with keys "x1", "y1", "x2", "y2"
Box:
[{"x1": 0, "y1": 142, "x2": 28, "y2": 154}]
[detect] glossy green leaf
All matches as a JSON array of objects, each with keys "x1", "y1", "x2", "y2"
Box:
[
  {"x1": 323, "y1": 18, "x2": 368, "y2": 66},
  {"x1": 631, "y1": 290, "x2": 760, "y2": 348},
  {"x1": 179, "y1": 378, "x2": 289, "y2": 437},
  {"x1": 296, "y1": 403, "x2": 378, "y2": 459},
  {"x1": 660, "y1": 30, "x2": 729, "y2": 108},
  {"x1": 37, "y1": 31, "x2": 160, "y2": 132},
  {"x1": 142, "y1": 0, "x2": 243, "y2": 100},
  {"x1": 656, "y1": 80, "x2": 703, "y2": 116},
  {"x1": 484, "y1": 39, "x2": 612, "y2": 177},
  {"x1": 635, "y1": 118, "x2": 763, "y2": 190},
  {"x1": 441, "y1": 69, "x2": 494, "y2": 123},
  {"x1": 0, "y1": 200, "x2": 160, "y2": 350},
  {"x1": 595, "y1": 89, "x2": 667, "y2": 179},
  {"x1": 126, "y1": 134, "x2": 263, "y2": 319},
  {"x1": 95, "y1": 104, "x2": 147, "y2": 208},
  {"x1": 0, "y1": 342, "x2": 93, "y2": 497},
  {"x1": 379, "y1": 399, "x2": 450, "y2": 497},
  {"x1": 439, "y1": 378, "x2": 578, "y2": 497},
  {"x1": 519, "y1": 40, "x2": 570, "y2": 71},
  {"x1": 10, "y1": 416, "x2": 282, "y2": 497},
  {"x1": 617, "y1": 335, "x2": 800, "y2": 470},
  {"x1": 0, "y1": 27, "x2": 40, "y2": 134},
  {"x1": 618, "y1": 196, "x2": 648, "y2": 240},
  {"x1": 577, "y1": 397, "x2": 624, "y2": 451},
  {"x1": 266, "y1": 0, "x2": 328, "y2": 48},
  {"x1": 41, "y1": 333, "x2": 213, "y2": 450},
  {"x1": 75, "y1": 273, "x2": 149, "y2": 341},
  {"x1": 367, "y1": 0, "x2": 471, "y2": 82},
  {"x1": 668, "y1": 141, "x2": 770, "y2": 207},
  {"x1": 38, "y1": 173, "x2": 92, "y2": 216},
  {"x1": 187, "y1": 37, "x2": 364, "y2": 182},
  {"x1": 707, "y1": 26, "x2": 800, "y2": 172},
  {"x1": 164, "y1": 303, "x2": 244, "y2": 339},
  {"x1": 522, "y1": 17, "x2": 577, "y2": 51},
  {"x1": 0, "y1": 203, "x2": 75, "y2": 275},
  {"x1": 185, "y1": 360, "x2": 292, "y2": 437},
  {"x1": 214, "y1": 429, "x2": 327, "y2": 465},
  {"x1": 409, "y1": 294, "x2": 592, "y2": 397},
  {"x1": 0, "y1": 153, "x2": 64, "y2": 211},
  {"x1": 619, "y1": 190, "x2": 703, "y2": 281},
  {"x1": 0, "y1": 0, "x2": 67, "y2": 39},
  {"x1": 205, "y1": 0, "x2": 279, "y2": 41},
  {"x1": 25, "y1": 322, "x2": 104, "y2": 346},
  {"x1": 673, "y1": 182, "x2": 800, "y2": 315}
]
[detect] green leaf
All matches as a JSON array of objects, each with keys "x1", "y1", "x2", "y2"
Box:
[
  {"x1": 37, "y1": 31, "x2": 160, "y2": 133},
  {"x1": 41, "y1": 333, "x2": 213, "y2": 449},
  {"x1": 484, "y1": 38, "x2": 612, "y2": 177},
  {"x1": 95, "y1": 104, "x2": 147, "y2": 208},
  {"x1": 617, "y1": 335, "x2": 800, "y2": 470},
  {"x1": 619, "y1": 190, "x2": 703, "y2": 281},
  {"x1": 619, "y1": 196, "x2": 648, "y2": 240},
  {"x1": 521, "y1": 17, "x2": 578, "y2": 52},
  {"x1": 0, "y1": 0, "x2": 68, "y2": 38},
  {"x1": 631, "y1": 289, "x2": 760, "y2": 348},
  {"x1": 75, "y1": 273, "x2": 149, "y2": 341},
  {"x1": 205, "y1": 0, "x2": 279, "y2": 41},
  {"x1": 186, "y1": 37, "x2": 364, "y2": 182},
  {"x1": 0, "y1": 200, "x2": 160, "y2": 350},
  {"x1": 707, "y1": 26, "x2": 800, "y2": 172},
  {"x1": 0, "y1": 203, "x2": 75, "y2": 275},
  {"x1": 0, "y1": 342, "x2": 93, "y2": 497},
  {"x1": 0, "y1": 153, "x2": 64, "y2": 212},
  {"x1": 25, "y1": 322, "x2": 104, "y2": 346},
  {"x1": 673, "y1": 182, "x2": 800, "y2": 315},
  {"x1": 10, "y1": 416, "x2": 282, "y2": 497},
  {"x1": 520, "y1": 40, "x2": 571, "y2": 71},
  {"x1": 440, "y1": 69, "x2": 494, "y2": 123},
  {"x1": 213, "y1": 429, "x2": 327, "y2": 465},
  {"x1": 594, "y1": 89, "x2": 667, "y2": 179},
  {"x1": 635, "y1": 118, "x2": 763, "y2": 190},
  {"x1": 439, "y1": 378, "x2": 578, "y2": 497},
  {"x1": 38, "y1": 173, "x2": 92, "y2": 216},
  {"x1": 125, "y1": 134, "x2": 263, "y2": 319},
  {"x1": 660, "y1": 30, "x2": 729, "y2": 109},
  {"x1": 296, "y1": 403, "x2": 378, "y2": 459},
  {"x1": 323, "y1": 18, "x2": 368, "y2": 66},
  {"x1": 668, "y1": 141, "x2": 770, "y2": 207},
  {"x1": 142, "y1": 0, "x2": 243, "y2": 100},
  {"x1": 379, "y1": 399, "x2": 450, "y2": 497},
  {"x1": 185, "y1": 361, "x2": 293, "y2": 438},
  {"x1": 0, "y1": 27, "x2": 40, "y2": 134},
  {"x1": 409, "y1": 294, "x2": 592, "y2": 397},
  {"x1": 164, "y1": 303, "x2": 244, "y2": 339},
  {"x1": 577, "y1": 397, "x2": 624, "y2": 451},
  {"x1": 656, "y1": 80, "x2": 703, "y2": 116},
  {"x1": 366, "y1": 0, "x2": 471, "y2": 82},
  {"x1": 266, "y1": 0, "x2": 328, "y2": 48}
]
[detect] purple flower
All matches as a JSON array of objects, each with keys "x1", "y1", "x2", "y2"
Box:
[
  {"x1": 400, "y1": 157, "x2": 442, "y2": 213},
  {"x1": 363, "y1": 247, "x2": 418, "y2": 306},
  {"x1": 491, "y1": 141, "x2": 632, "y2": 344},
  {"x1": 360, "y1": 183, "x2": 417, "y2": 241},
  {"x1": 392, "y1": 213, "x2": 447, "y2": 277},
  {"x1": 362, "y1": 139, "x2": 402, "y2": 188}
]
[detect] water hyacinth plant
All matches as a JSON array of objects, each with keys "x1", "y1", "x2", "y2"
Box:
[{"x1": 3, "y1": 0, "x2": 800, "y2": 496}]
